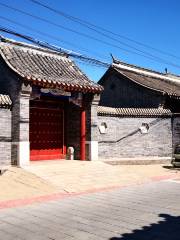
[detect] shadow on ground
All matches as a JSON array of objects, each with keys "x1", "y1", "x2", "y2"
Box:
[
  {"x1": 110, "y1": 214, "x2": 180, "y2": 240},
  {"x1": 163, "y1": 165, "x2": 180, "y2": 171}
]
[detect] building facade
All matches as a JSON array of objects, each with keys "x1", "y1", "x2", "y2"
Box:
[
  {"x1": 0, "y1": 37, "x2": 103, "y2": 167},
  {"x1": 97, "y1": 59, "x2": 180, "y2": 162}
]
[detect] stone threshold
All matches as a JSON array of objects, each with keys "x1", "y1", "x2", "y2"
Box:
[{"x1": 103, "y1": 157, "x2": 172, "y2": 165}]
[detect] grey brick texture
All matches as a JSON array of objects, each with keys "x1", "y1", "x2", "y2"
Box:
[
  {"x1": 0, "y1": 57, "x2": 31, "y2": 165},
  {"x1": 0, "y1": 108, "x2": 11, "y2": 166},
  {"x1": 172, "y1": 117, "x2": 180, "y2": 151},
  {"x1": 98, "y1": 116, "x2": 172, "y2": 160},
  {"x1": 11, "y1": 85, "x2": 31, "y2": 165},
  {"x1": 99, "y1": 73, "x2": 164, "y2": 108}
]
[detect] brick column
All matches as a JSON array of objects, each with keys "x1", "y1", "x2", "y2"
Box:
[
  {"x1": 80, "y1": 109, "x2": 86, "y2": 160},
  {"x1": 89, "y1": 94, "x2": 100, "y2": 161},
  {"x1": 12, "y1": 84, "x2": 32, "y2": 167}
]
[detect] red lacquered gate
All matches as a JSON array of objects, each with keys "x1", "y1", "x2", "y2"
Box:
[{"x1": 30, "y1": 100, "x2": 65, "y2": 161}]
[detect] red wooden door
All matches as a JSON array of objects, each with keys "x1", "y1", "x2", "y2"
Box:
[{"x1": 30, "y1": 102, "x2": 65, "y2": 161}]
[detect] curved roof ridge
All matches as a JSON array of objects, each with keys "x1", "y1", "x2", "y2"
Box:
[
  {"x1": 113, "y1": 58, "x2": 180, "y2": 78},
  {"x1": 0, "y1": 36, "x2": 67, "y2": 57},
  {"x1": 112, "y1": 60, "x2": 180, "y2": 85}
]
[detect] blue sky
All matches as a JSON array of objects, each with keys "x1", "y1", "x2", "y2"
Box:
[{"x1": 0, "y1": 0, "x2": 180, "y2": 82}]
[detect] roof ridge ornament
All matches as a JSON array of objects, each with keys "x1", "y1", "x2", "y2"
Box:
[{"x1": 110, "y1": 53, "x2": 120, "y2": 64}]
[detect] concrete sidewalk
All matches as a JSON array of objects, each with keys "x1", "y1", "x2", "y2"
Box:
[
  {"x1": 23, "y1": 160, "x2": 180, "y2": 192},
  {"x1": 0, "y1": 160, "x2": 180, "y2": 204}
]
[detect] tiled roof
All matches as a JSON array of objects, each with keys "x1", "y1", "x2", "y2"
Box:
[
  {"x1": 0, "y1": 94, "x2": 12, "y2": 107},
  {"x1": 0, "y1": 38, "x2": 103, "y2": 93},
  {"x1": 114, "y1": 67, "x2": 180, "y2": 96},
  {"x1": 98, "y1": 106, "x2": 172, "y2": 117},
  {"x1": 100, "y1": 59, "x2": 180, "y2": 96}
]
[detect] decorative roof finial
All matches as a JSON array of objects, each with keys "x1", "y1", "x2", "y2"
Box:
[{"x1": 110, "y1": 54, "x2": 119, "y2": 64}]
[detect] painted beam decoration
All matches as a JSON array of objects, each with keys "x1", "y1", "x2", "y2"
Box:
[
  {"x1": 69, "y1": 93, "x2": 83, "y2": 107},
  {"x1": 40, "y1": 88, "x2": 71, "y2": 97}
]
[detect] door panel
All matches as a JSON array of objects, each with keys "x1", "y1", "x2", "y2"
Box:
[{"x1": 30, "y1": 102, "x2": 65, "y2": 161}]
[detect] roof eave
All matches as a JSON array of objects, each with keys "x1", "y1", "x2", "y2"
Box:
[{"x1": 25, "y1": 76, "x2": 103, "y2": 94}]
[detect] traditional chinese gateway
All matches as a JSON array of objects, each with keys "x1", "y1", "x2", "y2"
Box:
[
  {"x1": 0, "y1": 37, "x2": 103, "y2": 167},
  {"x1": 1, "y1": 37, "x2": 180, "y2": 168}
]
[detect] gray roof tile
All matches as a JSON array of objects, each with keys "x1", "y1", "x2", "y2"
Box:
[
  {"x1": 114, "y1": 67, "x2": 180, "y2": 96},
  {"x1": 98, "y1": 106, "x2": 172, "y2": 117},
  {"x1": 110, "y1": 60, "x2": 180, "y2": 96},
  {"x1": 0, "y1": 38, "x2": 103, "y2": 93},
  {"x1": 0, "y1": 94, "x2": 12, "y2": 107}
]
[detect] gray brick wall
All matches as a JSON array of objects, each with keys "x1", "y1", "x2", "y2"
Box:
[
  {"x1": 0, "y1": 108, "x2": 11, "y2": 166},
  {"x1": 0, "y1": 57, "x2": 31, "y2": 165},
  {"x1": 98, "y1": 116, "x2": 172, "y2": 160},
  {"x1": 0, "y1": 58, "x2": 18, "y2": 166},
  {"x1": 99, "y1": 72, "x2": 164, "y2": 108},
  {"x1": 85, "y1": 94, "x2": 99, "y2": 141},
  {"x1": 11, "y1": 85, "x2": 31, "y2": 165},
  {"x1": 172, "y1": 117, "x2": 180, "y2": 151}
]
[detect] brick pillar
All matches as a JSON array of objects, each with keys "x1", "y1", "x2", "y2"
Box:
[
  {"x1": 80, "y1": 109, "x2": 86, "y2": 160},
  {"x1": 12, "y1": 84, "x2": 32, "y2": 167},
  {"x1": 89, "y1": 94, "x2": 100, "y2": 161}
]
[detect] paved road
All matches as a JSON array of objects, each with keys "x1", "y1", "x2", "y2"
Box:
[{"x1": 0, "y1": 180, "x2": 180, "y2": 240}]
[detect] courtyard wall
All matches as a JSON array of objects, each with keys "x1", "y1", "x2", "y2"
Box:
[{"x1": 98, "y1": 116, "x2": 172, "y2": 161}]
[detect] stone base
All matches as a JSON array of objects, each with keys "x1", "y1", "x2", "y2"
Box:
[
  {"x1": 18, "y1": 141, "x2": 30, "y2": 167},
  {"x1": 103, "y1": 157, "x2": 172, "y2": 165},
  {"x1": 86, "y1": 141, "x2": 98, "y2": 161}
]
